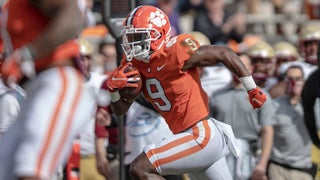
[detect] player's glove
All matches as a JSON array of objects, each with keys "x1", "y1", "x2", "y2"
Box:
[
  {"x1": 107, "y1": 62, "x2": 139, "y2": 92},
  {"x1": 1, "y1": 46, "x2": 36, "y2": 87},
  {"x1": 248, "y1": 87, "x2": 267, "y2": 109},
  {"x1": 239, "y1": 75, "x2": 267, "y2": 109}
]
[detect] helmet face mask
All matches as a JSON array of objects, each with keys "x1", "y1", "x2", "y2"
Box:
[
  {"x1": 121, "y1": 5, "x2": 171, "y2": 62},
  {"x1": 121, "y1": 27, "x2": 160, "y2": 62}
]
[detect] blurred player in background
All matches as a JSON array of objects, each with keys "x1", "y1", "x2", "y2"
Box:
[
  {"x1": 78, "y1": 38, "x2": 108, "y2": 180},
  {"x1": 105, "y1": 5, "x2": 267, "y2": 180},
  {"x1": 302, "y1": 42, "x2": 320, "y2": 167},
  {"x1": 190, "y1": 31, "x2": 233, "y2": 98},
  {"x1": 268, "y1": 41, "x2": 300, "y2": 99},
  {"x1": 0, "y1": 42, "x2": 26, "y2": 140},
  {"x1": 299, "y1": 22, "x2": 320, "y2": 66},
  {"x1": 246, "y1": 41, "x2": 276, "y2": 90},
  {"x1": 268, "y1": 24, "x2": 320, "y2": 101},
  {"x1": 211, "y1": 54, "x2": 275, "y2": 180},
  {"x1": 0, "y1": 1, "x2": 97, "y2": 179}
]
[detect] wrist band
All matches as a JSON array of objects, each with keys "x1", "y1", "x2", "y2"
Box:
[
  {"x1": 110, "y1": 91, "x2": 121, "y2": 102},
  {"x1": 239, "y1": 75, "x2": 256, "y2": 91}
]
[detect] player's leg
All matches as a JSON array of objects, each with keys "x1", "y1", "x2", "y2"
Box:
[
  {"x1": 188, "y1": 156, "x2": 232, "y2": 180},
  {"x1": 130, "y1": 153, "x2": 166, "y2": 180},
  {"x1": 14, "y1": 67, "x2": 95, "y2": 179},
  {"x1": 130, "y1": 119, "x2": 229, "y2": 179},
  {"x1": 0, "y1": 110, "x2": 24, "y2": 179}
]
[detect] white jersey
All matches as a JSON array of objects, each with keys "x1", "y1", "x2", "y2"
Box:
[
  {"x1": 0, "y1": 79, "x2": 25, "y2": 139},
  {"x1": 200, "y1": 65, "x2": 232, "y2": 97},
  {"x1": 80, "y1": 72, "x2": 108, "y2": 156},
  {"x1": 124, "y1": 101, "x2": 173, "y2": 164},
  {"x1": 278, "y1": 61, "x2": 317, "y2": 80}
]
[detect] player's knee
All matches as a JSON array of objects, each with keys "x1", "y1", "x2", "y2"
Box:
[
  {"x1": 130, "y1": 158, "x2": 144, "y2": 178},
  {"x1": 129, "y1": 161, "x2": 138, "y2": 177},
  {"x1": 130, "y1": 153, "x2": 156, "y2": 179}
]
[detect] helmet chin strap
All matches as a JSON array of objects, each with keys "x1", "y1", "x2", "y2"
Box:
[{"x1": 133, "y1": 45, "x2": 150, "y2": 62}]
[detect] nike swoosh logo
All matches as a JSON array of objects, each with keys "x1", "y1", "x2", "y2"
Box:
[
  {"x1": 112, "y1": 77, "x2": 127, "y2": 81},
  {"x1": 112, "y1": 77, "x2": 141, "y2": 82},
  {"x1": 157, "y1": 65, "x2": 166, "y2": 71},
  {"x1": 252, "y1": 98, "x2": 263, "y2": 105}
]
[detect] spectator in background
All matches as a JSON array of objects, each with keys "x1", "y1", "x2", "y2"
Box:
[
  {"x1": 156, "y1": 0, "x2": 181, "y2": 36},
  {"x1": 246, "y1": 41, "x2": 276, "y2": 90},
  {"x1": 298, "y1": 22, "x2": 320, "y2": 66},
  {"x1": 190, "y1": 31, "x2": 232, "y2": 98},
  {"x1": 78, "y1": 38, "x2": 108, "y2": 180},
  {"x1": 193, "y1": 0, "x2": 246, "y2": 45},
  {"x1": 98, "y1": 39, "x2": 118, "y2": 74},
  {"x1": 270, "y1": 23, "x2": 319, "y2": 100},
  {"x1": 210, "y1": 54, "x2": 275, "y2": 180},
  {"x1": 272, "y1": 41, "x2": 300, "y2": 77},
  {"x1": 268, "y1": 65, "x2": 316, "y2": 180},
  {"x1": 95, "y1": 106, "x2": 119, "y2": 180},
  {"x1": 268, "y1": 41, "x2": 300, "y2": 99}
]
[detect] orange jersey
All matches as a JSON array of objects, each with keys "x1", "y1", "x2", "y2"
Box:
[
  {"x1": 3, "y1": 0, "x2": 79, "y2": 71},
  {"x1": 123, "y1": 34, "x2": 209, "y2": 134}
]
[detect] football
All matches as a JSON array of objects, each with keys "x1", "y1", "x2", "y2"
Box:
[{"x1": 119, "y1": 65, "x2": 142, "y2": 101}]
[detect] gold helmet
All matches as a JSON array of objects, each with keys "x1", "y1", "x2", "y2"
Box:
[
  {"x1": 273, "y1": 41, "x2": 299, "y2": 59},
  {"x1": 189, "y1": 31, "x2": 211, "y2": 46},
  {"x1": 299, "y1": 23, "x2": 320, "y2": 42},
  {"x1": 247, "y1": 41, "x2": 275, "y2": 59},
  {"x1": 79, "y1": 38, "x2": 95, "y2": 56}
]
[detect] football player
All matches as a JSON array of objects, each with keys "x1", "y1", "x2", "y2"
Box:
[
  {"x1": 299, "y1": 22, "x2": 320, "y2": 66},
  {"x1": 0, "y1": 0, "x2": 96, "y2": 180},
  {"x1": 106, "y1": 5, "x2": 267, "y2": 180},
  {"x1": 246, "y1": 41, "x2": 275, "y2": 90}
]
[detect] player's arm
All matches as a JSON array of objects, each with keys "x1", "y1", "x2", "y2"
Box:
[
  {"x1": 1, "y1": 0, "x2": 86, "y2": 86},
  {"x1": 183, "y1": 45, "x2": 267, "y2": 109},
  {"x1": 182, "y1": 45, "x2": 250, "y2": 77},
  {"x1": 29, "y1": 0, "x2": 86, "y2": 59}
]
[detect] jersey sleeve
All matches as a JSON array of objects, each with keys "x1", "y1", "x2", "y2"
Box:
[{"x1": 175, "y1": 34, "x2": 200, "y2": 69}]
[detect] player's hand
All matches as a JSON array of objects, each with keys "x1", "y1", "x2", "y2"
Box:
[
  {"x1": 1, "y1": 46, "x2": 35, "y2": 87},
  {"x1": 96, "y1": 108, "x2": 111, "y2": 126},
  {"x1": 251, "y1": 164, "x2": 267, "y2": 180},
  {"x1": 248, "y1": 87, "x2": 267, "y2": 109},
  {"x1": 107, "y1": 62, "x2": 139, "y2": 91},
  {"x1": 96, "y1": 151, "x2": 111, "y2": 178}
]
